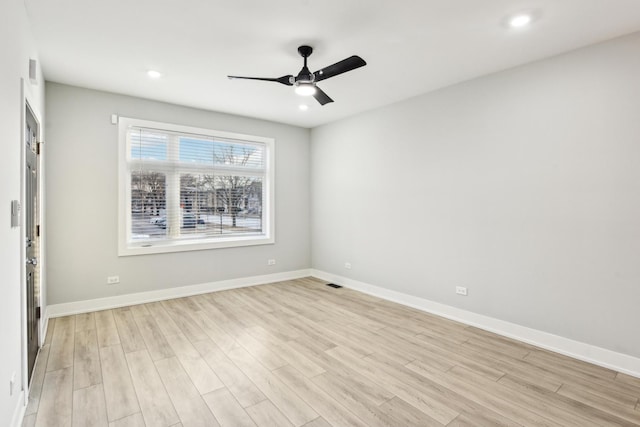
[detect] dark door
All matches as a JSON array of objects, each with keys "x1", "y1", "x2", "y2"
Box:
[{"x1": 25, "y1": 106, "x2": 40, "y2": 381}]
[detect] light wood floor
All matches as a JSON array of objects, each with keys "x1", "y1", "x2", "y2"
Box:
[{"x1": 23, "y1": 277, "x2": 640, "y2": 427}]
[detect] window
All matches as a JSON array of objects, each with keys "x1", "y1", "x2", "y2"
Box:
[{"x1": 118, "y1": 117, "x2": 274, "y2": 256}]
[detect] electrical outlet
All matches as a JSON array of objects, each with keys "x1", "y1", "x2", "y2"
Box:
[
  {"x1": 267, "y1": 259, "x2": 276, "y2": 266},
  {"x1": 344, "y1": 262, "x2": 352, "y2": 269},
  {"x1": 455, "y1": 286, "x2": 468, "y2": 296},
  {"x1": 107, "y1": 276, "x2": 120, "y2": 285}
]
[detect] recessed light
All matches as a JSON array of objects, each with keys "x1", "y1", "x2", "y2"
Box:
[
  {"x1": 299, "y1": 104, "x2": 309, "y2": 111},
  {"x1": 509, "y1": 14, "x2": 532, "y2": 28},
  {"x1": 147, "y1": 70, "x2": 162, "y2": 79}
]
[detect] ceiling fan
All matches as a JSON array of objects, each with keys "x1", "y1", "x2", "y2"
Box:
[{"x1": 228, "y1": 45, "x2": 366, "y2": 106}]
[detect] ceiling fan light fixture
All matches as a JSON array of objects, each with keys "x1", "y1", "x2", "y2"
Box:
[{"x1": 294, "y1": 82, "x2": 316, "y2": 96}]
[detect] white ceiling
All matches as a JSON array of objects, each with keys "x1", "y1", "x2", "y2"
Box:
[{"x1": 24, "y1": 0, "x2": 640, "y2": 128}]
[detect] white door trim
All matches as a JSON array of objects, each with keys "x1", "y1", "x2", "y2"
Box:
[{"x1": 19, "y1": 78, "x2": 44, "y2": 413}]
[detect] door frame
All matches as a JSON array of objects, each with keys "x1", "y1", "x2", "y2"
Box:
[{"x1": 20, "y1": 79, "x2": 45, "y2": 406}]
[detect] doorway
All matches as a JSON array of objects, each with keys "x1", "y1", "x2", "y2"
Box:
[{"x1": 24, "y1": 104, "x2": 40, "y2": 381}]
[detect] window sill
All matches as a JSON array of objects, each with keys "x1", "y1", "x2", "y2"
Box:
[{"x1": 118, "y1": 235, "x2": 274, "y2": 256}]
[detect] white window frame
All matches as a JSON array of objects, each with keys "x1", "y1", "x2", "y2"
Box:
[{"x1": 118, "y1": 117, "x2": 275, "y2": 256}]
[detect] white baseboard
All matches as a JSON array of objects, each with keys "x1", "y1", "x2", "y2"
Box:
[
  {"x1": 46, "y1": 269, "x2": 311, "y2": 318},
  {"x1": 310, "y1": 269, "x2": 640, "y2": 379}
]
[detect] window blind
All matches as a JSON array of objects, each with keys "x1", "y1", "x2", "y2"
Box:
[{"x1": 126, "y1": 126, "x2": 267, "y2": 246}]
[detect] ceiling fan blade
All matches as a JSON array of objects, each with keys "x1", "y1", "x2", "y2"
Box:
[
  {"x1": 313, "y1": 86, "x2": 334, "y2": 105},
  {"x1": 227, "y1": 75, "x2": 293, "y2": 86},
  {"x1": 313, "y1": 56, "x2": 366, "y2": 82}
]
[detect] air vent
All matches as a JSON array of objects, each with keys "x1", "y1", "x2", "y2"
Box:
[{"x1": 326, "y1": 283, "x2": 343, "y2": 289}]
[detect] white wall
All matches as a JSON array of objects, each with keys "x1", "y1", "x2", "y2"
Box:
[
  {"x1": 311, "y1": 32, "x2": 640, "y2": 359},
  {"x1": 45, "y1": 83, "x2": 310, "y2": 305},
  {"x1": 0, "y1": 0, "x2": 45, "y2": 425}
]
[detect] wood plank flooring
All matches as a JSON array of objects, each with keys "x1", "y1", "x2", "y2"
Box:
[{"x1": 24, "y1": 277, "x2": 640, "y2": 426}]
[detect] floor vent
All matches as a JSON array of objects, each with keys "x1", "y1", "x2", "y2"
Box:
[{"x1": 326, "y1": 283, "x2": 343, "y2": 289}]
